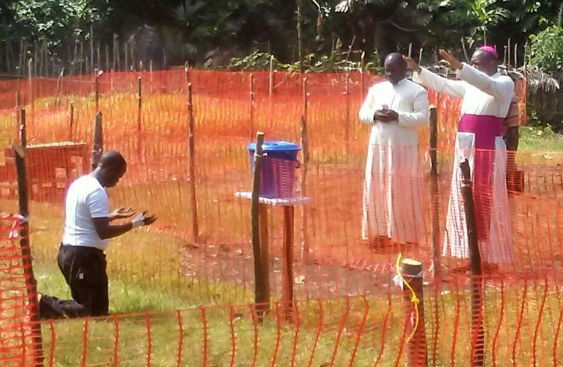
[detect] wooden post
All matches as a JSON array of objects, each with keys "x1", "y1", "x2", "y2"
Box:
[
  {"x1": 69, "y1": 103, "x2": 75, "y2": 141},
  {"x1": 429, "y1": 107, "x2": 440, "y2": 277},
  {"x1": 187, "y1": 82, "x2": 199, "y2": 242},
  {"x1": 514, "y1": 43, "x2": 518, "y2": 68},
  {"x1": 408, "y1": 43, "x2": 413, "y2": 58},
  {"x1": 113, "y1": 34, "x2": 117, "y2": 72},
  {"x1": 13, "y1": 144, "x2": 44, "y2": 367},
  {"x1": 94, "y1": 68, "x2": 100, "y2": 112},
  {"x1": 282, "y1": 206, "x2": 295, "y2": 321},
  {"x1": 419, "y1": 48, "x2": 424, "y2": 65},
  {"x1": 105, "y1": 44, "x2": 109, "y2": 72},
  {"x1": 345, "y1": 74, "x2": 350, "y2": 155},
  {"x1": 124, "y1": 41, "x2": 128, "y2": 72},
  {"x1": 251, "y1": 132, "x2": 269, "y2": 318},
  {"x1": 460, "y1": 159, "x2": 485, "y2": 367},
  {"x1": 297, "y1": 0, "x2": 304, "y2": 73},
  {"x1": 19, "y1": 108, "x2": 26, "y2": 148},
  {"x1": 400, "y1": 259, "x2": 427, "y2": 367},
  {"x1": 15, "y1": 91, "x2": 20, "y2": 108},
  {"x1": 91, "y1": 112, "x2": 103, "y2": 171},
  {"x1": 28, "y1": 58, "x2": 33, "y2": 124},
  {"x1": 268, "y1": 56, "x2": 274, "y2": 98},
  {"x1": 507, "y1": 39, "x2": 511, "y2": 67},
  {"x1": 136, "y1": 76, "x2": 142, "y2": 161},
  {"x1": 300, "y1": 78, "x2": 309, "y2": 262},
  {"x1": 360, "y1": 51, "x2": 365, "y2": 98},
  {"x1": 97, "y1": 43, "x2": 101, "y2": 70},
  {"x1": 90, "y1": 25, "x2": 94, "y2": 72},
  {"x1": 116, "y1": 37, "x2": 121, "y2": 72},
  {"x1": 249, "y1": 74, "x2": 255, "y2": 139}
]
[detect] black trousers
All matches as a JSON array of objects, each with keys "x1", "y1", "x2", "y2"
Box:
[{"x1": 40, "y1": 245, "x2": 109, "y2": 319}]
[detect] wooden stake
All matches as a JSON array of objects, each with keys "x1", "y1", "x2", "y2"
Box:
[
  {"x1": 400, "y1": 259, "x2": 427, "y2": 366},
  {"x1": 419, "y1": 48, "x2": 424, "y2": 65},
  {"x1": 251, "y1": 132, "x2": 269, "y2": 318},
  {"x1": 69, "y1": 103, "x2": 75, "y2": 141},
  {"x1": 186, "y1": 82, "x2": 199, "y2": 243},
  {"x1": 116, "y1": 37, "x2": 120, "y2": 72},
  {"x1": 124, "y1": 41, "x2": 128, "y2": 72},
  {"x1": 19, "y1": 108, "x2": 26, "y2": 147},
  {"x1": 297, "y1": 0, "x2": 304, "y2": 73},
  {"x1": 94, "y1": 68, "x2": 100, "y2": 112},
  {"x1": 268, "y1": 55, "x2": 274, "y2": 98},
  {"x1": 13, "y1": 143, "x2": 44, "y2": 367},
  {"x1": 136, "y1": 76, "x2": 142, "y2": 160},
  {"x1": 345, "y1": 74, "x2": 350, "y2": 155},
  {"x1": 514, "y1": 43, "x2": 518, "y2": 68},
  {"x1": 300, "y1": 78, "x2": 309, "y2": 262},
  {"x1": 28, "y1": 59, "x2": 33, "y2": 122},
  {"x1": 97, "y1": 42, "x2": 101, "y2": 70},
  {"x1": 507, "y1": 38, "x2": 511, "y2": 67},
  {"x1": 90, "y1": 25, "x2": 94, "y2": 72},
  {"x1": 360, "y1": 51, "x2": 365, "y2": 98},
  {"x1": 429, "y1": 106, "x2": 440, "y2": 278},
  {"x1": 249, "y1": 74, "x2": 255, "y2": 139},
  {"x1": 281, "y1": 205, "x2": 295, "y2": 322},
  {"x1": 408, "y1": 43, "x2": 413, "y2": 58},
  {"x1": 105, "y1": 44, "x2": 109, "y2": 72},
  {"x1": 112, "y1": 34, "x2": 117, "y2": 72},
  {"x1": 460, "y1": 159, "x2": 485, "y2": 367},
  {"x1": 91, "y1": 112, "x2": 103, "y2": 171}
]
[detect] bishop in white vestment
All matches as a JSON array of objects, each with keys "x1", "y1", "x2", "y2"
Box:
[
  {"x1": 407, "y1": 47, "x2": 514, "y2": 264},
  {"x1": 359, "y1": 53, "x2": 429, "y2": 246}
]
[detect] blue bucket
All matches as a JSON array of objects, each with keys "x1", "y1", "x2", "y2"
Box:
[{"x1": 246, "y1": 141, "x2": 300, "y2": 198}]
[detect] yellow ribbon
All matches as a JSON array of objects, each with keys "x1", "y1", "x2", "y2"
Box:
[{"x1": 395, "y1": 253, "x2": 420, "y2": 344}]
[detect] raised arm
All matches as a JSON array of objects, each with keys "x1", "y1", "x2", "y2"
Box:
[
  {"x1": 414, "y1": 68, "x2": 466, "y2": 98},
  {"x1": 397, "y1": 88, "x2": 430, "y2": 128},
  {"x1": 358, "y1": 87, "x2": 377, "y2": 124},
  {"x1": 457, "y1": 63, "x2": 514, "y2": 102},
  {"x1": 404, "y1": 55, "x2": 465, "y2": 98}
]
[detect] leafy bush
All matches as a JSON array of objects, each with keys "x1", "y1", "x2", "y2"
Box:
[{"x1": 528, "y1": 25, "x2": 563, "y2": 72}]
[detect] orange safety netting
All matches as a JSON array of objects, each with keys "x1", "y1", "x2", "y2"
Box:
[{"x1": 1, "y1": 70, "x2": 560, "y2": 366}]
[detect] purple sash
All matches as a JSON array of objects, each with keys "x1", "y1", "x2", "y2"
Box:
[{"x1": 458, "y1": 114, "x2": 503, "y2": 150}]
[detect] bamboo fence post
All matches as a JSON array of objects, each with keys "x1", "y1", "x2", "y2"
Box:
[
  {"x1": 300, "y1": 78, "x2": 309, "y2": 262},
  {"x1": 360, "y1": 51, "x2": 365, "y2": 99},
  {"x1": 345, "y1": 73, "x2": 350, "y2": 155},
  {"x1": 69, "y1": 103, "x2": 75, "y2": 141},
  {"x1": 249, "y1": 74, "x2": 255, "y2": 139},
  {"x1": 28, "y1": 58, "x2": 33, "y2": 124},
  {"x1": 514, "y1": 43, "x2": 518, "y2": 68},
  {"x1": 460, "y1": 159, "x2": 485, "y2": 367},
  {"x1": 13, "y1": 143, "x2": 44, "y2": 367},
  {"x1": 19, "y1": 108, "x2": 26, "y2": 148},
  {"x1": 268, "y1": 56, "x2": 274, "y2": 98},
  {"x1": 186, "y1": 81, "x2": 199, "y2": 242},
  {"x1": 124, "y1": 41, "x2": 128, "y2": 72},
  {"x1": 90, "y1": 25, "x2": 94, "y2": 72},
  {"x1": 105, "y1": 44, "x2": 109, "y2": 72},
  {"x1": 507, "y1": 39, "x2": 511, "y2": 67},
  {"x1": 282, "y1": 205, "x2": 295, "y2": 322},
  {"x1": 94, "y1": 68, "x2": 100, "y2": 112},
  {"x1": 400, "y1": 259, "x2": 427, "y2": 367},
  {"x1": 91, "y1": 112, "x2": 103, "y2": 171},
  {"x1": 136, "y1": 76, "x2": 142, "y2": 161},
  {"x1": 429, "y1": 106, "x2": 440, "y2": 277},
  {"x1": 251, "y1": 132, "x2": 270, "y2": 318},
  {"x1": 428, "y1": 106, "x2": 441, "y2": 366}
]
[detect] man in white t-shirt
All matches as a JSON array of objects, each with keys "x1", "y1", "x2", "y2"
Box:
[{"x1": 40, "y1": 151, "x2": 157, "y2": 318}]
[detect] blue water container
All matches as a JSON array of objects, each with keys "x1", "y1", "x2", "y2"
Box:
[{"x1": 246, "y1": 141, "x2": 300, "y2": 198}]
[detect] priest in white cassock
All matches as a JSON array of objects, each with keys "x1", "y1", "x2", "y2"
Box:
[
  {"x1": 405, "y1": 47, "x2": 514, "y2": 266},
  {"x1": 359, "y1": 53, "x2": 429, "y2": 247}
]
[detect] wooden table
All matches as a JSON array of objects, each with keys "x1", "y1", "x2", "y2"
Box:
[{"x1": 235, "y1": 192, "x2": 311, "y2": 321}]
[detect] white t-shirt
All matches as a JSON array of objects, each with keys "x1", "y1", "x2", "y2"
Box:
[{"x1": 62, "y1": 175, "x2": 110, "y2": 251}]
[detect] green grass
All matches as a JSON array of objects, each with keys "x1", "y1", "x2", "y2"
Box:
[{"x1": 519, "y1": 125, "x2": 563, "y2": 152}]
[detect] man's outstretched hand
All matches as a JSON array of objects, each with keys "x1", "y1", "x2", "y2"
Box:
[
  {"x1": 132, "y1": 211, "x2": 158, "y2": 228},
  {"x1": 403, "y1": 55, "x2": 421, "y2": 73},
  {"x1": 438, "y1": 49, "x2": 463, "y2": 70},
  {"x1": 109, "y1": 207, "x2": 136, "y2": 221}
]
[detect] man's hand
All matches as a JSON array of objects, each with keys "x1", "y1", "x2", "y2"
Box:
[
  {"x1": 403, "y1": 55, "x2": 421, "y2": 73},
  {"x1": 374, "y1": 109, "x2": 399, "y2": 123},
  {"x1": 109, "y1": 207, "x2": 135, "y2": 221},
  {"x1": 439, "y1": 49, "x2": 463, "y2": 70},
  {"x1": 132, "y1": 211, "x2": 158, "y2": 229}
]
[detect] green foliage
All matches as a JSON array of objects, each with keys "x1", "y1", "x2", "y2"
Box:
[{"x1": 528, "y1": 25, "x2": 563, "y2": 71}]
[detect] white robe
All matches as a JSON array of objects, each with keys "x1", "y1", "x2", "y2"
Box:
[
  {"x1": 414, "y1": 64, "x2": 514, "y2": 264},
  {"x1": 359, "y1": 78, "x2": 429, "y2": 243}
]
